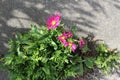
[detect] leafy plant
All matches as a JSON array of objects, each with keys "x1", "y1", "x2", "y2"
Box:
[
  {"x1": 95, "y1": 43, "x2": 120, "y2": 74},
  {"x1": 2, "y1": 13, "x2": 87, "y2": 80},
  {"x1": 1, "y1": 13, "x2": 120, "y2": 80}
]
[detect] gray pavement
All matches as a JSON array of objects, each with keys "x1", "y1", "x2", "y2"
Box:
[{"x1": 0, "y1": 0, "x2": 120, "y2": 80}]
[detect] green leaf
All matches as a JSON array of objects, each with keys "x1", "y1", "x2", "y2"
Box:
[
  {"x1": 39, "y1": 33, "x2": 50, "y2": 41},
  {"x1": 65, "y1": 59, "x2": 69, "y2": 63},
  {"x1": 50, "y1": 40, "x2": 58, "y2": 50},
  {"x1": 39, "y1": 44, "x2": 45, "y2": 50},
  {"x1": 84, "y1": 57, "x2": 94, "y2": 69},
  {"x1": 16, "y1": 76, "x2": 22, "y2": 80},
  {"x1": 71, "y1": 25, "x2": 77, "y2": 34},
  {"x1": 38, "y1": 57, "x2": 48, "y2": 63},
  {"x1": 4, "y1": 56, "x2": 13, "y2": 65},
  {"x1": 82, "y1": 44, "x2": 89, "y2": 52},
  {"x1": 79, "y1": 63, "x2": 84, "y2": 75},
  {"x1": 75, "y1": 63, "x2": 84, "y2": 75},
  {"x1": 96, "y1": 43, "x2": 107, "y2": 53},
  {"x1": 42, "y1": 67, "x2": 50, "y2": 75}
]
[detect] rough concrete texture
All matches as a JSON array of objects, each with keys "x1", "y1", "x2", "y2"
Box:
[{"x1": 0, "y1": 0, "x2": 120, "y2": 80}]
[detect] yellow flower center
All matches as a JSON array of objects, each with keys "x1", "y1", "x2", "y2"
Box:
[
  {"x1": 51, "y1": 20, "x2": 56, "y2": 25},
  {"x1": 68, "y1": 42, "x2": 72, "y2": 46},
  {"x1": 61, "y1": 36, "x2": 65, "y2": 40}
]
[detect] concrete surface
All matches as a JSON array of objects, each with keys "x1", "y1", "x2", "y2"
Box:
[{"x1": 0, "y1": 0, "x2": 120, "y2": 80}]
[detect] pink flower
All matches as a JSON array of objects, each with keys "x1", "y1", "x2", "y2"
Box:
[
  {"x1": 62, "y1": 31, "x2": 67, "y2": 36},
  {"x1": 57, "y1": 34, "x2": 68, "y2": 47},
  {"x1": 68, "y1": 42, "x2": 77, "y2": 52},
  {"x1": 61, "y1": 39, "x2": 68, "y2": 47},
  {"x1": 46, "y1": 13, "x2": 61, "y2": 30},
  {"x1": 78, "y1": 39, "x2": 85, "y2": 48},
  {"x1": 67, "y1": 32, "x2": 73, "y2": 38},
  {"x1": 57, "y1": 31, "x2": 74, "y2": 48},
  {"x1": 63, "y1": 31, "x2": 73, "y2": 38},
  {"x1": 57, "y1": 35, "x2": 66, "y2": 41},
  {"x1": 71, "y1": 44, "x2": 77, "y2": 52}
]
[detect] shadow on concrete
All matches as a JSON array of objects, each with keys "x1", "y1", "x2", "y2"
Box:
[
  {"x1": 108, "y1": 0, "x2": 120, "y2": 11},
  {"x1": 114, "y1": 4, "x2": 120, "y2": 10}
]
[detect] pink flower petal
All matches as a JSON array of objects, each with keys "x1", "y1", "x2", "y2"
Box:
[
  {"x1": 61, "y1": 40, "x2": 68, "y2": 47},
  {"x1": 67, "y1": 32, "x2": 73, "y2": 38},
  {"x1": 67, "y1": 42, "x2": 77, "y2": 52},
  {"x1": 79, "y1": 39, "x2": 85, "y2": 48},
  {"x1": 72, "y1": 43, "x2": 77, "y2": 52},
  {"x1": 46, "y1": 13, "x2": 61, "y2": 30}
]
